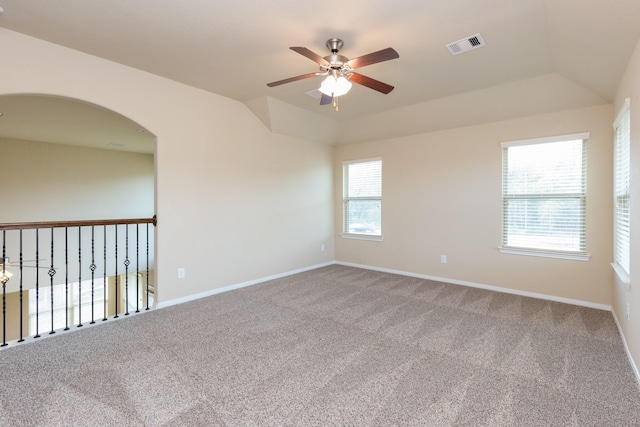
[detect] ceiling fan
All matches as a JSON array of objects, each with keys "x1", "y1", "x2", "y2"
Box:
[{"x1": 267, "y1": 38, "x2": 399, "y2": 110}]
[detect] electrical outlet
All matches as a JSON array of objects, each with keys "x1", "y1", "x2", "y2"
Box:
[
  {"x1": 178, "y1": 268, "x2": 185, "y2": 279},
  {"x1": 441, "y1": 255, "x2": 447, "y2": 264},
  {"x1": 321, "y1": 244, "x2": 325, "y2": 252}
]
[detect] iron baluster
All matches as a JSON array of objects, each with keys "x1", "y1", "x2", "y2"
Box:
[
  {"x1": 103, "y1": 226, "x2": 107, "y2": 321},
  {"x1": 48, "y1": 228, "x2": 56, "y2": 335},
  {"x1": 90, "y1": 226, "x2": 96, "y2": 324},
  {"x1": 77, "y1": 227, "x2": 82, "y2": 328},
  {"x1": 146, "y1": 223, "x2": 150, "y2": 310},
  {"x1": 34, "y1": 229, "x2": 40, "y2": 338},
  {"x1": 136, "y1": 224, "x2": 140, "y2": 313},
  {"x1": 124, "y1": 224, "x2": 130, "y2": 316},
  {"x1": 64, "y1": 227, "x2": 69, "y2": 331},
  {"x1": 18, "y1": 230, "x2": 24, "y2": 342},
  {"x1": 1, "y1": 230, "x2": 8, "y2": 347},
  {"x1": 114, "y1": 225, "x2": 119, "y2": 319}
]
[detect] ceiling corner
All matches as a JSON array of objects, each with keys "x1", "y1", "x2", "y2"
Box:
[{"x1": 245, "y1": 96, "x2": 341, "y2": 145}]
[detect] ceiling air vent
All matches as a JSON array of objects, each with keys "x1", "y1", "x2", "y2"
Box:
[
  {"x1": 446, "y1": 33, "x2": 486, "y2": 56},
  {"x1": 305, "y1": 89, "x2": 322, "y2": 99}
]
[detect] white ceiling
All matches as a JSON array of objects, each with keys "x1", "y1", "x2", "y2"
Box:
[{"x1": 0, "y1": 0, "x2": 639, "y2": 148}]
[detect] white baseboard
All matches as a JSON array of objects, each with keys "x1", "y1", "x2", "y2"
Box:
[
  {"x1": 156, "y1": 261, "x2": 335, "y2": 309},
  {"x1": 336, "y1": 261, "x2": 612, "y2": 311},
  {"x1": 611, "y1": 309, "x2": 640, "y2": 387}
]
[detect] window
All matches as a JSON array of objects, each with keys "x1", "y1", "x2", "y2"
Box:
[
  {"x1": 501, "y1": 133, "x2": 588, "y2": 258},
  {"x1": 613, "y1": 99, "x2": 631, "y2": 279},
  {"x1": 29, "y1": 278, "x2": 106, "y2": 335},
  {"x1": 343, "y1": 159, "x2": 382, "y2": 237}
]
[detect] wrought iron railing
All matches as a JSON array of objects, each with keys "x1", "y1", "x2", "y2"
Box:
[{"x1": 0, "y1": 216, "x2": 156, "y2": 347}]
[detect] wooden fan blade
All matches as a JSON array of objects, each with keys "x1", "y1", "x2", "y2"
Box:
[
  {"x1": 347, "y1": 47, "x2": 399, "y2": 69},
  {"x1": 290, "y1": 47, "x2": 330, "y2": 67},
  {"x1": 267, "y1": 72, "x2": 318, "y2": 87},
  {"x1": 319, "y1": 93, "x2": 333, "y2": 105},
  {"x1": 349, "y1": 73, "x2": 395, "y2": 94}
]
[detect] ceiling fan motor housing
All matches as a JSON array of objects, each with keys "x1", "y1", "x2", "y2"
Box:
[
  {"x1": 324, "y1": 39, "x2": 348, "y2": 69},
  {"x1": 324, "y1": 54, "x2": 349, "y2": 68}
]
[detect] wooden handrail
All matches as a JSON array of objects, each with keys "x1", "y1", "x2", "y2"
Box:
[{"x1": 0, "y1": 215, "x2": 156, "y2": 231}]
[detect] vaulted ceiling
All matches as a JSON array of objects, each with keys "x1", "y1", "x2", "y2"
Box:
[{"x1": 1, "y1": 0, "x2": 639, "y2": 147}]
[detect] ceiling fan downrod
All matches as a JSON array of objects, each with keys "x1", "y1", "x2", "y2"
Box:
[{"x1": 326, "y1": 38, "x2": 343, "y2": 53}]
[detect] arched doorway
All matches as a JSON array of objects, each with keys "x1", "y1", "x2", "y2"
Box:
[{"x1": 0, "y1": 94, "x2": 156, "y2": 343}]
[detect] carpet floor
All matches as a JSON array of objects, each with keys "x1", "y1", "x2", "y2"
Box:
[{"x1": 0, "y1": 264, "x2": 639, "y2": 426}]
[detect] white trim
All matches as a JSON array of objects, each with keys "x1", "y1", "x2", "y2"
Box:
[
  {"x1": 499, "y1": 247, "x2": 591, "y2": 261},
  {"x1": 0, "y1": 309, "x2": 150, "y2": 349},
  {"x1": 613, "y1": 97, "x2": 631, "y2": 129},
  {"x1": 611, "y1": 309, "x2": 640, "y2": 388},
  {"x1": 342, "y1": 156, "x2": 382, "y2": 166},
  {"x1": 611, "y1": 262, "x2": 631, "y2": 288},
  {"x1": 335, "y1": 261, "x2": 611, "y2": 311},
  {"x1": 500, "y1": 132, "x2": 590, "y2": 148},
  {"x1": 156, "y1": 261, "x2": 335, "y2": 309},
  {"x1": 341, "y1": 233, "x2": 384, "y2": 242}
]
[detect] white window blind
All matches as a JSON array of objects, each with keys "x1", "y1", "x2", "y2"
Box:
[
  {"x1": 343, "y1": 159, "x2": 382, "y2": 236},
  {"x1": 502, "y1": 134, "x2": 588, "y2": 254},
  {"x1": 614, "y1": 102, "x2": 631, "y2": 275}
]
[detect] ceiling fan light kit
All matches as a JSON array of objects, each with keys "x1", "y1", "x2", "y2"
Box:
[
  {"x1": 267, "y1": 38, "x2": 399, "y2": 112},
  {"x1": 319, "y1": 75, "x2": 352, "y2": 97}
]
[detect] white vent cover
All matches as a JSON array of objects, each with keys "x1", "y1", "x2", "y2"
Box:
[
  {"x1": 305, "y1": 89, "x2": 322, "y2": 99},
  {"x1": 446, "y1": 33, "x2": 486, "y2": 55}
]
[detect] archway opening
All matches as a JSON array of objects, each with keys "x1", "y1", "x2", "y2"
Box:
[{"x1": 0, "y1": 94, "x2": 157, "y2": 343}]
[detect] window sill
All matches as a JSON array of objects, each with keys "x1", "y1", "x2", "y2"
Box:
[
  {"x1": 499, "y1": 247, "x2": 590, "y2": 261},
  {"x1": 341, "y1": 233, "x2": 383, "y2": 242},
  {"x1": 611, "y1": 262, "x2": 631, "y2": 288}
]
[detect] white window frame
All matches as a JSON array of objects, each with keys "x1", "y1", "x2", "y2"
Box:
[
  {"x1": 342, "y1": 158, "x2": 383, "y2": 241},
  {"x1": 500, "y1": 133, "x2": 590, "y2": 261},
  {"x1": 612, "y1": 98, "x2": 631, "y2": 285},
  {"x1": 29, "y1": 278, "x2": 107, "y2": 336}
]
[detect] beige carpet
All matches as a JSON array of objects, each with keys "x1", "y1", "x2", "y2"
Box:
[{"x1": 1, "y1": 264, "x2": 639, "y2": 426}]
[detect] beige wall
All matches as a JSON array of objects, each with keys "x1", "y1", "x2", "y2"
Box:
[
  {"x1": 335, "y1": 104, "x2": 613, "y2": 306},
  {"x1": 0, "y1": 29, "x2": 335, "y2": 304},
  {"x1": 1, "y1": 137, "x2": 154, "y2": 222},
  {"x1": 1, "y1": 137, "x2": 155, "y2": 292},
  {"x1": 613, "y1": 38, "x2": 640, "y2": 376}
]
